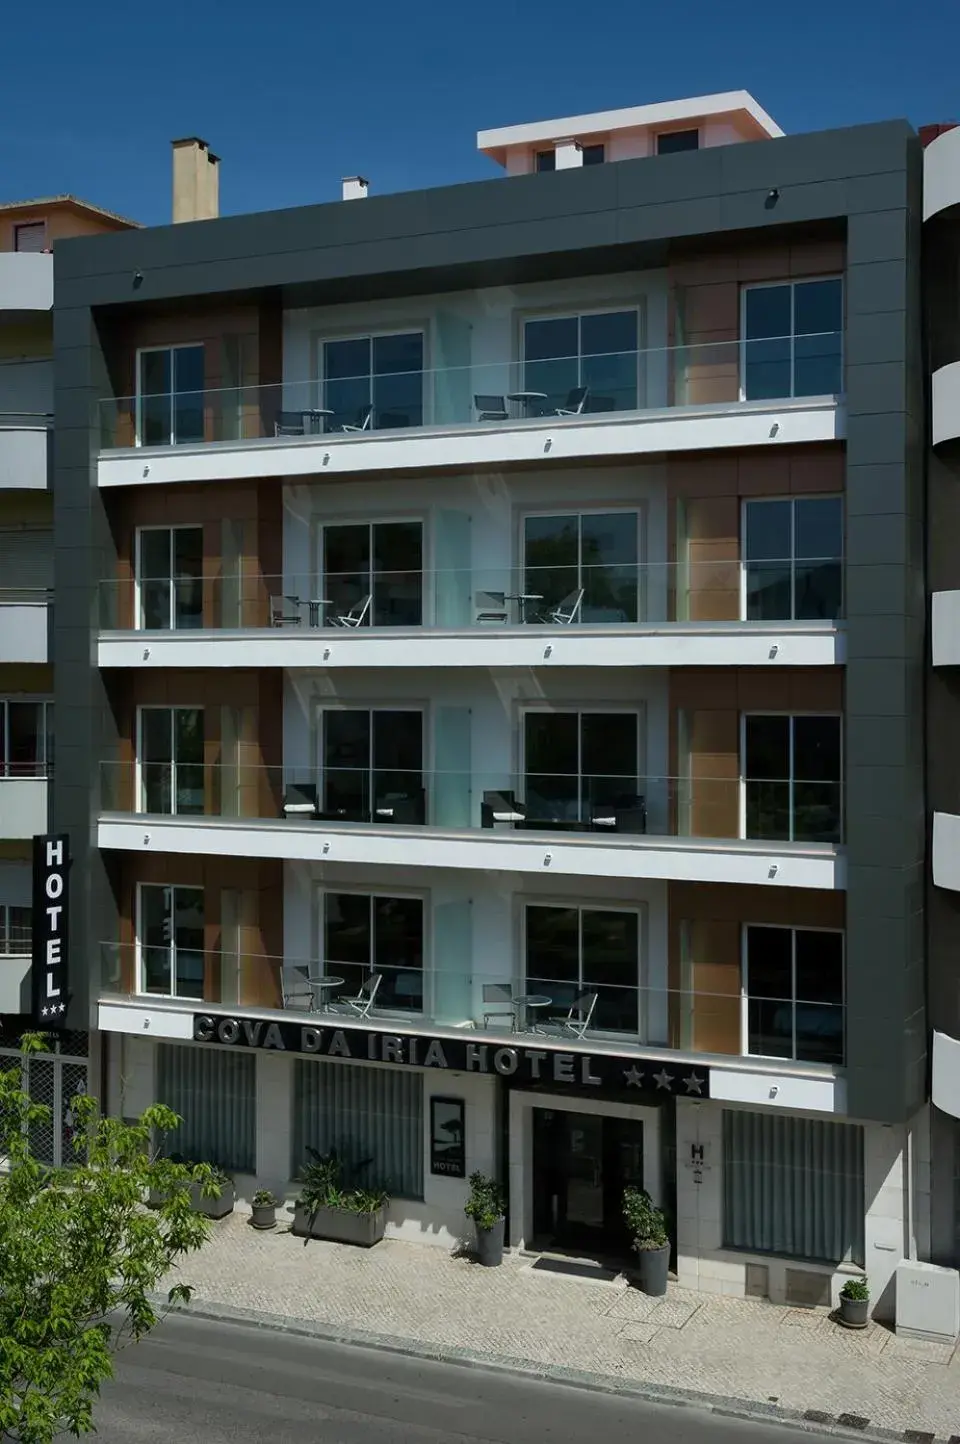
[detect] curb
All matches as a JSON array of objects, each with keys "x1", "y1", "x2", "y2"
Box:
[{"x1": 151, "y1": 1294, "x2": 945, "y2": 1444}]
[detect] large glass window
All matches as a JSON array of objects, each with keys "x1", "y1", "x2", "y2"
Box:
[
  {"x1": 321, "y1": 708, "x2": 423, "y2": 824},
  {"x1": 523, "y1": 511, "x2": 639, "y2": 623},
  {"x1": 322, "y1": 521, "x2": 423, "y2": 627},
  {"x1": 138, "y1": 884, "x2": 205, "y2": 1000},
  {"x1": 657, "y1": 129, "x2": 699, "y2": 154},
  {"x1": 523, "y1": 710, "x2": 640, "y2": 828},
  {"x1": 321, "y1": 332, "x2": 423, "y2": 432},
  {"x1": 139, "y1": 707, "x2": 204, "y2": 816},
  {"x1": 0, "y1": 700, "x2": 53, "y2": 777},
  {"x1": 744, "y1": 925, "x2": 844, "y2": 1065},
  {"x1": 743, "y1": 714, "x2": 842, "y2": 843},
  {"x1": 523, "y1": 310, "x2": 639, "y2": 414},
  {"x1": 322, "y1": 892, "x2": 424, "y2": 1011},
  {"x1": 741, "y1": 279, "x2": 843, "y2": 400},
  {"x1": 137, "y1": 345, "x2": 205, "y2": 446},
  {"x1": 743, "y1": 497, "x2": 843, "y2": 621},
  {"x1": 525, "y1": 904, "x2": 640, "y2": 1033},
  {"x1": 0, "y1": 904, "x2": 31, "y2": 955},
  {"x1": 137, "y1": 526, "x2": 204, "y2": 630}
]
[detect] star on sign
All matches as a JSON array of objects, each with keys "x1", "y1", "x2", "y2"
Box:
[
  {"x1": 622, "y1": 1065, "x2": 645, "y2": 1088},
  {"x1": 652, "y1": 1068, "x2": 674, "y2": 1091},
  {"x1": 683, "y1": 1072, "x2": 705, "y2": 1094}
]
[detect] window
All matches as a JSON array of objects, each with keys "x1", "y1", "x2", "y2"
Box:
[
  {"x1": 523, "y1": 309, "x2": 639, "y2": 414},
  {"x1": 741, "y1": 278, "x2": 843, "y2": 400},
  {"x1": 14, "y1": 222, "x2": 46, "y2": 253},
  {"x1": 294, "y1": 1058, "x2": 423, "y2": 1198},
  {"x1": 158, "y1": 1044, "x2": 254, "y2": 1172},
  {"x1": 322, "y1": 891, "x2": 424, "y2": 1011},
  {"x1": 723, "y1": 1111, "x2": 864, "y2": 1264},
  {"x1": 320, "y1": 708, "x2": 423, "y2": 823},
  {"x1": 657, "y1": 129, "x2": 699, "y2": 155},
  {"x1": 137, "y1": 526, "x2": 204, "y2": 630},
  {"x1": 743, "y1": 497, "x2": 843, "y2": 621},
  {"x1": 523, "y1": 510, "x2": 640, "y2": 623},
  {"x1": 138, "y1": 885, "x2": 205, "y2": 999},
  {"x1": 525, "y1": 904, "x2": 640, "y2": 1033},
  {"x1": 743, "y1": 714, "x2": 842, "y2": 843},
  {"x1": 523, "y1": 710, "x2": 641, "y2": 828},
  {"x1": 535, "y1": 149, "x2": 556, "y2": 172},
  {"x1": 743, "y1": 926, "x2": 844, "y2": 1065},
  {"x1": 322, "y1": 521, "x2": 423, "y2": 627},
  {"x1": 0, "y1": 700, "x2": 53, "y2": 777},
  {"x1": 137, "y1": 344, "x2": 205, "y2": 446},
  {"x1": 581, "y1": 144, "x2": 605, "y2": 165},
  {"x1": 0, "y1": 905, "x2": 31, "y2": 955},
  {"x1": 138, "y1": 707, "x2": 204, "y2": 815},
  {"x1": 321, "y1": 332, "x2": 423, "y2": 431}
]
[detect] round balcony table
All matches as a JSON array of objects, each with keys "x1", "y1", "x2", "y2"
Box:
[
  {"x1": 512, "y1": 993, "x2": 553, "y2": 1034},
  {"x1": 308, "y1": 975, "x2": 346, "y2": 1013}
]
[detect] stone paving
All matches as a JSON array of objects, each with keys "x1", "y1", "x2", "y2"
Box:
[{"x1": 161, "y1": 1212, "x2": 960, "y2": 1440}]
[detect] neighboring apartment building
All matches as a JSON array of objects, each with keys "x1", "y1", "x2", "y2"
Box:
[
  {"x1": 0, "y1": 197, "x2": 136, "y2": 1134},
  {"x1": 51, "y1": 96, "x2": 929, "y2": 1314}
]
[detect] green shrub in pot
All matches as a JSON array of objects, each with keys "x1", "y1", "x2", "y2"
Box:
[
  {"x1": 622, "y1": 1186, "x2": 670, "y2": 1296},
  {"x1": 464, "y1": 1171, "x2": 506, "y2": 1266}
]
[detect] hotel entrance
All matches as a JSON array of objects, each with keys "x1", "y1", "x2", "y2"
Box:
[{"x1": 531, "y1": 1106, "x2": 645, "y2": 1256}]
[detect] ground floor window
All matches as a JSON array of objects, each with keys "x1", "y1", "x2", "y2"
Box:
[
  {"x1": 293, "y1": 1059, "x2": 423, "y2": 1200},
  {"x1": 722, "y1": 1110, "x2": 864, "y2": 1264},
  {"x1": 156, "y1": 1044, "x2": 256, "y2": 1173}
]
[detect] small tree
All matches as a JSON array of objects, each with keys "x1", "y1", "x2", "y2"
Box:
[{"x1": 0, "y1": 1035, "x2": 214, "y2": 1442}]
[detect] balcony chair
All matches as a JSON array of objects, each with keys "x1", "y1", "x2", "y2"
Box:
[
  {"x1": 549, "y1": 989, "x2": 598, "y2": 1040},
  {"x1": 281, "y1": 964, "x2": 315, "y2": 1011},
  {"x1": 475, "y1": 394, "x2": 509, "y2": 422},
  {"x1": 282, "y1": 782, "x2": 319, "y2": 819},
  {"x1": 555, "y1": 386, "x2": 590, "y2": 416},
  {"x1": 374, "y1": 787, "x2": 426, "y2": 825},
  {"x1": 482, "y1": 982, "x2": 515, "y2": 1030},
  {"x1": 271, "y1": 594, "x2": 303, "y2": 626},
  {"x1": 274, "y1": 411, "x2": 306, "y2": 437},
  {"x1": 475, "y1": 589, "x2": 508, "y2": 623},
  {"x1": 545, "y1": 587, "x2": 584, "y2": 625},
  {"x1": 481, "y1": 789, "x2": 527, "y2": 827},
  {"x1": 331, "y1": 594, "x2": 371, "y2": 628},
  {"x1": 339, "y1": 403, "x2": 373, "y2": 433},
  {"x1": 335, "y1": 972, "x2": 382, "y2": 1018},
  {"x1": 587, "y1": 792, "x2": 647, "y2": 834}
]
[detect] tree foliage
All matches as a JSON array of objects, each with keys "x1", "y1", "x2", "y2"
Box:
[{"x1": 0, "y1": 1035, "x2": 214, "y2": 1441}]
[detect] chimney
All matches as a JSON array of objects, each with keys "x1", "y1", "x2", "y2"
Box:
[
  {"x1": 342, "y1": 175, "x2": 369, "y2": 200},
  {"x1": 172, "y1": 138, "x2": 220, "y2": 223}
]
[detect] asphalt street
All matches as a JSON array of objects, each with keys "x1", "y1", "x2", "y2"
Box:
[{"x1": 90, "y1": 1312, "x2": 840, "y2": 1443}]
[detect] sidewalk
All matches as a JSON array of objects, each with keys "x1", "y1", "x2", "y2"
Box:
[{"x1": 161, "y1": 1214, "x2": 960, "y2": 1441}]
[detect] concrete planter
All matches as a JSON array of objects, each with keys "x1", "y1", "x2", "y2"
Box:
[
  {"x1": 292, "y1": 1203, "x2": 386, "y2": 1247},
  {"x1": 475, "y1": 1218, "x2": 505, "y2": 1266},
  {"x1": 838, "y1": 1294, "x2": 870, "y2": 1329},
  {"x1": 147, "y1": 1181, "x2": 235, "y2": 1219},
  {"x1": 250, "y1": 1203, "x2": 278, "y2": 1230},
  {"x1": 636, "y1": 1243, "x2": 670, "y2": 1296}
]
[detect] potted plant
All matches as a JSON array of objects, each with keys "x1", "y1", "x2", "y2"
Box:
[
  {"x1": 251, "y1": 1189, "x2": 280, "y2": 1230},
  {"x1": 189, "y1": 1165, "x2": 235, "y2": 1220},
  {"x1": 292, "y1": 1151, "x2": 388, "y2": 1247},
  {"x1": 464, "y1": 1171, "x2": 506, "y2": 1266},
  {"x1": 623, "y1": 1186, "x2": 670, "y2": 1296},
  {"x1": 838, "y1": 1277, "x2": 870, "y2": 1329}
]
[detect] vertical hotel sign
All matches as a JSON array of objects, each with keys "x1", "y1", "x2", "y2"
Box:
[{"x1": 31, "y1": 833, "x2": 69, "y2": 1027}]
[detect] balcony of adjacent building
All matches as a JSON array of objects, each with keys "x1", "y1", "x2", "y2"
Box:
[
  {"x1": 0, "y1": 252, "x2": 52, "y2": 314},
  {"x1": 0, "y1": 699, "x2": 53, "y2": 839},
  {"x1": 0, "y1": 358, "x2": 52, "y2": 491},
  {"x1": 0, "y1": 900, "x2": 31, "y2": 1013},
  {"x1": 97, "y1": 494, "x2": 846, "y2": 672},
  {"x1": 96, "y1": 276, "x2": 845, "y2": 489}
]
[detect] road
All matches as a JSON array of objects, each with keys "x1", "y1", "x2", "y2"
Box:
[{"x1": 91, "y1": 1312, "x2": 837, "y2": 1444}]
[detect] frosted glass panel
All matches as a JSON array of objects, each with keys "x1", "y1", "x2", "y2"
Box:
[
  {"x1": 434, "y1": 511, "x2": 472, "y2": 626},
  {"x1": 433, "y1": 898, "x2": 472, "y2": 1025},
  {"x1": 433, "y1": 311, "x2": 472, "y2": 425},
  {"x1": 433, "y1": 706, "x2": 471, "y2": 827}
]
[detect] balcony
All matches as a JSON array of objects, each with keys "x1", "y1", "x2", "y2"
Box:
[
  {"x1": 0, "y1": 253, "x2": 53, "y2": 313},
  {"x1": 0, "y1": 360, "x2": 53, "y2": 490},
  {"x1": 98, "y1": 761, "x2": 844, "y2": 889},
  {"x1": 97, "y1": 561, "x2": 845, "y2": 671},
  {"x1": 96, "y1": 334, "x2": 844, "y2": 489},
  {"x1": 0, "y1": 590, "x2": 50, "y2": 664},
  {"x1": 0, "y1": 773, "x2": 49, "y2": 839}
]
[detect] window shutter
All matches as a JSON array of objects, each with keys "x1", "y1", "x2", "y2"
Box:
[
  {"x1": 0, "y1": 529, "x2": 53, "y2": 591},
  {"x1": 14, "y1": 223, "x2": 47, "y2": 253}
]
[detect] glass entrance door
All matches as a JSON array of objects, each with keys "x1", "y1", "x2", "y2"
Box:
[{"x1": 532, "y1": 1108, "x2": 646, "y2": 1255}]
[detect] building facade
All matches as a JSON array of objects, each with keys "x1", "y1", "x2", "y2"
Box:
[{"x1": 51, "y1": 99, "x2": 930, "y2": 1314}]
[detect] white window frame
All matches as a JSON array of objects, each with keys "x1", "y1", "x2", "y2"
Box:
[
  {"x1": 315, "y1": 883, "x2": 428, "y2": 1018},
  {"x1": 316, "y1": 328, "x2": 428, "y2": 428},
  {"x1": 136, "y1": 704, "x2": 205, "y2": 816},
  {"x1": 518, "y1": 506, "x2": 643, "y2": 622},
  {"x1": 738, "y1": 710, "x2": 844, "y2": 843},
  {"x1": 134, "y1": 524, "x2": 205, "y2": 631},
  {"x1": 740, "y1": 922, "x2": 845, "y2": 1065},
  {"x1": 315, "y1": 515, "x2": 427, "y2": 626},
  {"x1": 519, "y1": 704, "x2": 646, "y2": 815},
  {"x1": 520, "y1": 305, "x2": 642, "y2": 404},
  {"x1": 135, "y1": 343, "x2": 205, "y2": 447},
  {"x1": 135, "y1": 881, "x2": 205, "y2": 1001},
  {"x1": 739, "y1": 495, "x2": 844, "y2": 621},
  {"x1": 0, "y1": 697, "x2": 54, "y2": 778},
  {"x1": 314, "y1": 702, "x2": 427, "y2": 819},
  {"x1": 521, "y1": 899, "x2": 645, "y2": 1038},
  {"x1": 738, "y1": 276, "x2": 844, "y2": 402}
]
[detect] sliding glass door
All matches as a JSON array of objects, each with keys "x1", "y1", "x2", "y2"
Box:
[
  {"x1": 322, "y1": 521, "x2": 423, "y2": 626},
  {"x1": 139, "y1": 707, "x2": 205, "y2": 815},
  {"x1": 321, "y1": 709, "x2": 424, "y2": 823}
]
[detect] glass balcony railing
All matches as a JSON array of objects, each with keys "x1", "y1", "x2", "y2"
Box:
[
  {"x1": 98, "y1": 762, "x2": 844, "y2": 846},
  {"x1": 97, "y1": 557, "x2": 845, "y2": 632},
  {"x1": 98, "y1": 943, "x2": 846, "y2": 1066},
  {"x1": 98, "y1": 333, "x2": 844, "y2": 452}
]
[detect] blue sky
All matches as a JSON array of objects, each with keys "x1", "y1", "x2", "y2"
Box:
[{"x1": 4, "y1": 0, "x2": 957, "y2": 226}]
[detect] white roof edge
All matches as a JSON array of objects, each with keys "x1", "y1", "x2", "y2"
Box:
[{"x1": 477, "y1": 90, "x2": 783, "y2": 153}]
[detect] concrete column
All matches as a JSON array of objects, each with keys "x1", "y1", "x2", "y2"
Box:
[
  {"x1": 255, "y1": 1051, "x2": 291, "y2": 1193},
  {"x1": 675, "y1": 1098, "x2": 723, "y2": 1290},
  {"x1": 863, "y1": 1120, "x2": 909, "y2": 1320},
  {"x1": 120, "y1": 1035, "x2": 155, "y2": 1118}
]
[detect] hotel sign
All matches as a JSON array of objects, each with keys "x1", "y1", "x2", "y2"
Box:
[
  {"x1": 31, "y1": 833, "x2": 70, "y2": 1029},
  {"x1": 192, "y1": 1014, "x2": 710, "y2": 1098}
]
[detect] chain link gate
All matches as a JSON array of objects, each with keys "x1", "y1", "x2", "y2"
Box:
[{"x1": 0, "y1": 1035, "x2": 89, "y2": 1167}]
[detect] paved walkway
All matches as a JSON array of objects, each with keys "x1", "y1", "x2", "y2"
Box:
[{"x1": 161, "y1": 1214, "x2": 960, "y2": 1441}]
